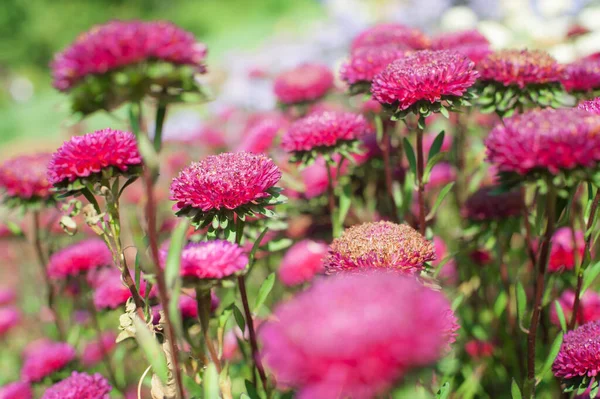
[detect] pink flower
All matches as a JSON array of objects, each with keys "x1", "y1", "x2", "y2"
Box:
[
  {"x1": 470, "y1": 249, "x2": 493, "y2": 266},
  {"x1": 273, "y1": 64, "x2": 334, "y2": 105},
  {"x1": 478, "y1": 49, "x2": 563, "y2": 88},
  {"x1": 278, "y1": 240, "x2": 328, "y2": 286},
  {"x1": 431, "y1": 29, "x2": 491, "y2": 63},
  {"x1": 0, "y1": 288, "x2": 16, "y2": 306},
  {"x1": 236, "y1": 117, "x2": 286, "y2": 154},
  {"x1": 423, "y1": 133, "x2": 453, "y2": 158},
  {"x1": 282, "y1": 111, "x2": 369, "y2": 153},
  {"x1": 562, "y1": 59, "x2": 600, "y2": 92},
  {"x1": 547, "y1": 227, "x2": 585, "y2": 273},
  {"x1": 462, "y1": 187, "x2": 523, "y2": 221},
  {"x1": 170, "y1": 152, "x2": 281, "y2": 213},
  {"x1": 485, "y1": 108, "x2": 600, "y2": 175},
  {"x1": 41, "y1": 372, "x2": 111, "y2": 399},
  {"x1": 177, "y1": 291, "x2": 220, "y2": 320},
  {"x1": 551, "y1": 290, "x2": 600, "y2": 327},
  {"x1": 21, "y1": 340, "x2": 76, "y2": 382},
  {"x1": 340, "y1": 45, "x2": 407, "y2": 85},
  {"x1": 0, "y1": 381, "x2": 32, "y2": 399},
  {"x1": 0, "y1": 307, "x2": 20, "y2": 336},
  {"x1": 93, "y1": 270, "x2": 153, "y2": 310},
  {"x1": 47, "y1": 239, "x2": 112, "y2": 279},
  {"x1": 48, "y1": 129, "x2": 142, "y2": 186},
  {"x1": 426, "y1": 162, "x2": 456, "y2": 189},
  {"x1": 324, "y1": 221, "x2": 436, "y2": 274},
  {"x1": 52, "y1": 20, "x2": 206, "y2": 91},
  {"x1": 553, "y1": 321, "x2": 600, "y2": 379},
  {"x1": 578, "y1": 98, "x2": 600, "y2": 115},
  {"x1": 351, "y1": 24, "x2": 430, "y2": 50},
  {"x1": 82, "y1": 332, "x2": 117, "y2": 367},
  {"x1": 465, "y1": 340, "x2": 495, "y2": 360},
  {"x1": 299, "y1": 157, "x2": 347, "y2": 199},
  {"x1": 371, "y1": 50, "x2": 478, "y2": 111},
  {"x1": 259, "y1": 273, "x2": 456, "y2": 399},
  {"x1": 0, "y1": 154, "x2": 53, "y2": 200}
]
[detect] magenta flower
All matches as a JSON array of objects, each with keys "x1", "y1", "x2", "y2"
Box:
[
  {"x1": 170, "y1": 152, "x2": 282, "y2": 216},
  {"x1": 553, "y1": 320, "x2": 600, "y2": 379},
  {"x1": 371, "y1": 50, "x2": 478, "y2": 112},
  {"x1": 551, "y1": 290, "x2": 600, "y2": 327},
  {"x1": 259, "y1": 273, "x2": 456, "y2": 399},
  {"x1": 282, "y1": 110, "x2": 369, "y2": 153},
  {"x1": 48, "y1": 129, "x2": 142, "y2": 187},
  {"x1": 47, "y1": 238, "x2": 112, "y2": 279},
  {"x1": 562, "y1": 59, "x2": 600, "y2": 92},
  {"x1": 52, "y1": 20, "x2": 206, "y2": 92},
  {"x1": 547, "y1": 227, "x2": 585, "y2": 273},
  {"x1": 465, "y1": 340, "x2": 495, "y2": 360},
  {"x1": 82, "y1": 332, "x2": 117, "y2": 367},
  {"x1": 351, "y1": 23, "x2": 430, "y2": 51},
  {"x1": 478, "y1": 49, "x2": 563, "y2": 88},
  {"x1": 21, "y1": 340, "x2": 76, "y2": 382},
  {"x1": 273, "y1": 64, "x2": 334, "y2": 105},
  {"x1": 178, "y1": 291, "x2": 220, "y2": 320},
  {"x1": 426, "y1": 162, "x2": 456, "y2": 189},
  {"x1": 340, "y1": 45, "x2": 407, "y2": 87},
  {"x1": 0, "y1": 288, "x2": 16, "y2": 306},
  {"x1": 461, "y1": 186, "x2": 523, "y2": 221},
  {"x1": 324, "y1": 221, "x2": 436, "y2": 274},
  {"x1": 41, "y1": 372, "x2": 111, "y2": 399},
  {"x1": 578, "y1": 98, "x2": 600, "y2": 115},
  {"x1": 0, "y1": 306, "x2": 20, "y2": 337},
  {"x1": 0, "y1": 381, "x2": 32, "y2": 399},
  {"x1": 278, "y1": 240, "x2": 328, "y2": 286},
  {"x1": 0, "y1": 153, "x2": 53, "y2": 201},
  {"x1": 485, "y1": 108, "x2": 600, "y2": 176},
  {"x1": 236, "y1": 117, "x2": 286, "y2": 154},
  {"x1": 299, "y1": 156, "x2": 348, "y2": 199},
  {"x1": 93, "y1": 270, "x2": 153, "y2": 310},
  {"x1": 431, "y1": 29, "x2": 491, "y2": 63}
]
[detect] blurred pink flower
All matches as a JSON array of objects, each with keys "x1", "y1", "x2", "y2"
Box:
[
  {"x1": 41, "y1": 371, "x2": 111, "y2": 399},
  {"x1": 478, "y1": 49, "x2": 563, "y2": 88},
  {"x1": 0, "y1": 306, "x2": 20, "y2": 337},
  {"x1": 0, "y1": 381, "x2": 32, "y2": 399},
  {"x1": 547, "y1": 227, "x2": 585, "y2": 273},
  {"x1": 551, "y1": 290, "x2": 600, "y2": 327},
  {"x1": 278, "y1": 240, "x2": 328, "y2": 286},
  {"x1": 93, "y1": 270, "x2": 154, "y2": 310},
  {"x1": 82, "y1": 332, "x2": 117, "y2": 367},
  {"x1": 274, "y1": 64, "x2": 334, "y2": 105},
  {"x1": 0, "y1": 153, "x2": 53, "y2": 201},
  {"x1": 431, "y1": 29, "x2": 491, "y2": 63},
  {"x1": 578, "y1": 97, "x2": 600, "y2": 115},
  {"x1": 351, "y1": 23, "x2": 430, "y2": 50},
  {"x1": 47, "y1": 239, "x2": 112, "y2": 279},
  {"x1": 426, "y1": 162, "x2": 456, "y2": 189},
  {"x1": 21, "y1": 340, "x2": 76, "y2": 382},
  {"x1": 465, "y1": 340, "x2": 495, "y2": 360},
  {"x1": 340, "y1": 45, "x2": 407, "y2": 85}
]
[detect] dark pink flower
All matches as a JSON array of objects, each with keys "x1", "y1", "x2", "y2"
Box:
[
  {"x1": 0, "y1": 306, "x2": 20, "y2": 336},
  {"x1": 547, "y1": 227, "x2": 585, "y2": 273},
  {"x1": 462, "y1": 187, "x2": 523, "y2": 221},
  {"x1": 47, "y1": 239, "x2": 112, "y2": 279},
  {"x1": 324, "y1": 221, "x2": 435, "y2": 274},
  {"x1": 93, "y1": 270, "x2": 153, "y2": 310},
  {"x1": 299, "y1": 157, "x2": 348, "y2": 199},
  {"x1": 48, "y1": 129, "x2": 142, "y2": 186},
  {"x1": 236, "y1": 117, "x2": 286, "y2": 154},
  {"x1": 551, "y1": 290, "x2": 600, "y2": 327},
  {"x1": 465, "y1": 340, "x2": 495, "y2": 360},
  {"x1": 351, "y1": 23, "x2": 430, "y2": 50},
  {"x1": 21, "y1": 340, "x2": 76, "y2": 382},
  {"x1": 470, "y1": 249, "x2": 493, "y2": 266},
  {"x1": 562, "y1": 59, "x2": 600, "y2": 92},
  {"x1": 340, "y1": 45, "x2": 407, "y2": 85},
  {"x1": 0, "y1": 154, "x2": 53, "y2": 200},
  {"x1": 273, "y1": 64, "x2": 334, "y2": 105},
  {"x1": 282, "y1": 111, "x2": 369, "y2": 153},
  {"x1": 553, "y1": 320, "x2": 600, "y2": 379},
  {"x1": 41, "y1": 372, "x2": 111, "y2": 399},
  {"x1": 278, "y1": 240, "x2": 328, "y2": 286},
  {"x1": 82, "y1": 332, "x2": 117, "y2": 367},
  {"x1": 0, "y1": 381, "x2": 32, "y2": 399},
  {"x1": 170, "y1": 152, "x2": 281, "y2": 213},
  {"x1": 478, "y1": 49, "x2": 563, "y2": 88},
  {"x1": 52, "y1": 20, "x2": 206, "y2": 91},
  {"x1": 259, "y1": 273, "x2": 456, "y2": 399},
  {"x1": 431, "y1": 29, "x2": 491, "y2": 63},
  {"x1": 371, "y1": 50, "x2": 478, "y2": 111},
  {"x1": 485, "y1": 108, "x2": 600, "y2": 175},
  {"x1": 578, "y1": 98, "x2": 600, "y2": 115}
]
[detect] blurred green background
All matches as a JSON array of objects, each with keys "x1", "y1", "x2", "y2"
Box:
[{"x1": 0, "y1": 0, "x2": 323, "y2": 151}]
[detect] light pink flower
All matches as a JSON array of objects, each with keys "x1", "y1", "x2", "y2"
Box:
[{"x1": 278, "y1": 240, "x2": 328, "y2": 286}]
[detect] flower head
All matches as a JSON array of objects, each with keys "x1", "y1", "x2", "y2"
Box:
[
  {"x1": 562, "y1": 60, "x2": 600, "y2": 92},
  {"x1": 273, "y1": 64, "x2": 334, "y2": 105},
  {"x1": 0, "y1": 306, "x2": 20, "y2": 337},
  {"x1": 553, "y1": 320, "x2": 600, "y2": 379},
  {"x1": 93, "y1": 270, "x2": 153, "y2": 310},
  {"x1": 47, "y1": 239, "x2": 112, "y2": 279},
  {"x1": 485, "y1": 108, "x2": 600, "y2": 176},
  {"x1": 82, "y1": 332, "x2": 117, "y2": 367},
  {"x1": 547, "y1": 227, "x2": 585, "y2": 273},
  {"x1": 52, "y1": 20, "x2": 206, "y2": 92},
  {"x1": 0, "y1": 154, "x2": 53, "y2": 202},
  {"x1": 170, "y1": 152, "x2": 282, "y2": 216},
  {"x1": 371, "y1": 50, "x2": 478, "y2": 112},
  {"x1": 340, "y1": 45, "x2": 407, "y2": 87},
  {"x1": 351, "y1": 23, "x2": 430, "y2": 50},
  {"x1": 551, "y1": 290, "x2": 600, "y2": 327},
  {"x1": 478, "y1": 49, "x2": 563, "y2": 88},
  {"x1": 21, "y1": 340, "x2": 76, "y2": 382},
  {"x1": 282, "y1": 111, "x2": 369, "y2": 154},
  {"x1": 462, "y1": 187, "x2": 523, "y2": 221},
  {"x1": 236, "y1": 117, "x2": 286, "y2": 154},
  {"x1": 259, "y1": 273, "x2": 456, "y2": 399},
  {"x1": 426, "y1": 162, "x2": 456, "y2": 189},
  {"x1": 0, "y1": 381, "x2": 32, "y2": 399},
  {"x1": 278, "y1": 240, "x2": 328, "y2": 286},
  {"x1": 578, "y1": 98, "x2": 600, "y2": 115},
  {"x1": 324, "y1": 221, "x2": 435, "y2": 274},
  {"x1": 48, "y1": 129, "x2": 142, "y2": 187},
  {"x1": 41, "y1": 372, "x2": 111, "y2": 399},
  {"x1": 431, "y1": 30, "x2": 491, "y2": 63}
]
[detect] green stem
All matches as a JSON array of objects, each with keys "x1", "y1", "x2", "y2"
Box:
[
  {"x1": 195, "y1": 288, "x2": 221, "y2": 372},
  {"x1": 325, "y1": 158, "x2": 339, "y2": 238},
  {"x1": 153, "y1": 103, "x2": 167, "y2": 152}
]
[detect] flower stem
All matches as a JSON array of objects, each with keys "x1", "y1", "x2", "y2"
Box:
[
  {"x1": 325, "y1": 158, "x2": 339, "y2": 238},
  {"x1": 375, "y1": 114, "x2": 396, "y2": 217},
  {"x1": 415, "y1": 118, "x2": 426, "y2": 236},
  {"x1": 195, "y1": 288, "x2": 221, "y2": 372},
  {"x1": 154, "y1": 103, "x2": 167, "y2": 152}
]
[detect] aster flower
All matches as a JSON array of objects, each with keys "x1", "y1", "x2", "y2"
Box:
[
  {"x1": 47, "y1": 129, "x2": 142, "y2": 194},
  {"x1": 259, "y1": 273, "x2": 456, "y2": 399},
  {"x1": 21, "y1": 340, "x2": 76, "y2": 382},
  {"x1": 0, "y1": 288, "x2": 16, "y2": 306},
  {"x1": 371, "y1": 50, "x2": 478, "y2": 119},
  {"x1": 476, "y1": 49, "x2": 564, "y2": 117},
  {"x1": 551, "y1": 290, "x2": 600, "y2": 327},
  {"x1": 0, "y1": 153, "x2": 54, "y2": 208},
  {"x1": 41, "y1": 372, "x2": 111, "y2": 399},
  {"x1": 553, "y1": 321, "x2": 600, "y2": 380},
  {"x1": 426, "y1": 162, "x2": 456, "y2": 189},
  {"x1": 340, "y1": 45, "x2": 408, "y2": 93},
  {"x1": 0, "y1": 306, "x2": 20, "y2": 337},
  {"x1": 278, "y1": 240, "x2": 328, "y2": 286},
  {"x1": 351, "y1": 23, "x2": 430, "y2": 51},
  {"x1": 546, "y1": 227, "x2": 585, "y2": 273},
  {"x1": 170, "y1": 152, "x2": 284, "y2": 229},
  {"x1": 93, "y1": 270, "x2": 154, "y2": 310},
  {"x1": 462, "y1": 186, "x2": 523, "y2": 221},
  {"x1": 236, "y1": 117, "x2": 286, "y2": 154},
  {"x1": 485, "y1": 108, "x2": 600, "y2": 181},
  {"x1": 324, "y1": 221, "x2": 435, "y2": 274},
  {"x1": 52, "y1": 20, "x2": 207, "y2": 116},
  {"x1": 273, "y1": 64, "x2": 334, "y2": 105},
  {"x1": 579, "y1": 98, "x2": 600, "y2": 115},
  {"x1": 431, "y1": 29, "x2": 491, "y2": 63},
  {"x1": 82, "y1": 332, "x2": 117, "y2": 367},
  {"x1": 562, "y1": 59, "x2": 600, "y2": 93},
  {"x1": 47, "y1": 238, "x2": 112, "y2": 279},
  {"x1": 0, "y1": 381, "x2": 32, "y2": 399}
]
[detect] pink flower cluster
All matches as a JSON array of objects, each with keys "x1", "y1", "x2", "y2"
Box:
[
  {"x1": 371, "y1": 50, "x2": 478, "y2": 111},
  {"x1": 431, "y1": 29, "x2": 491, "y2": 63},
  {"x1": 578, "y1": 97, "x2": 600, "y2": 115},
  {"x1": 478, "y1": 49, "x2": 563, "y2": 88},
  {"x1": 93, "y1": 270, "x2": 154, "y2": 310},
  {"x1": 259, "y1": 273, "x2": 457, "y2": 399},
  {"x1": 48, "y1": 129, "x2": 142, "y2": 185},
  {"x1": 273, "y1": 64, "x2": 334, "y2": 105},
  {"x1": 47, "y1": 238, "x2": 112, "y2": 279},
  {"x1": 0, "y1": 154, "x2": 53, "y2": 200},
  {"x1": 21, "y1": 340, "x2": 76, "y2": 382},
  {"x1": 0, "y1": 381, "x2": 32, "y2": 399},
  {"x1": 170, "y1": 152, "x2": 281, "y2": 212},
  {"x1": 0, "y1": 306, "x2": 20, "y2": 337},
  {"x1": 462, "y1": 187, "x2": 523, "y2": 221},
  {"x1": 485, "y1": 108, "x2": 600, "y2": 175},
  {"x1": 52, "y1": 20, "x2": 207, "y2": 91},
  {"x1": 278, "y1": 239, "x2": 328, "y2": 286},
  {"x1": 351, "y1": 23, "x2": 430, "y2": 50},
  {"x1": 236, "y1": 117, "x2": 287, "y2": 154},
  {"x1": 41, "y1": 372, "x2": 111, "y2": 399},
  {"x1": 340, "y1": 45, "x2": 407, "y2": 85},
  {"x1": 553, "y1": 320, "x2": 600, "y2": 379},
  {"x1": 562, "y1": 59, "x2": 600, "y2": 92},
  {"x1": 551, "y1": 290, "x2": 600, "y2": 327}
]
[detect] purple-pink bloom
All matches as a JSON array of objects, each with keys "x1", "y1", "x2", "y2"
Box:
[
  {"x1": 351, "y1": 23, "x2": 430, "y2": 50},
  {"x1": 0, "y1": 154, "x2": 53, "y2": 201},
  {"x1": 478, "y1": 49, "x2": 563, "y2": 88},
  {"x1": 340, "y1": 45, "x2": 407, "y2": 85},
  {"x1": 41, "y1": 372, "x2": 111, "y2": 399},
  {"x1": 0, "y1": 381, "x2": 32, "y2": 399},
  {"x1": 547, "y1": 227, "x2": 585, "y2": 273},
  {"x1": 236, "y1": 117, "x2": 286, "y2": 154},
  {"x1": 0, "y1": 306, "x2": 20, "y2": 337},
  {"x1": 562, "y1": 59, "x2": 600, "y2": 92},
  {"x1": 259, "y1": 273, "x2": 456, "y2": 399},
  {"x1": 93, "y1": 270, "x2": 153, "y2": 310},
  {"x1": 21, "y1": 340, "x2": 76, "y2": 382},
  {"x1": 431, "y1": 29, "x2": 491, "y2": 63},
  {"x1": 461, "y1": 186, "x2": 523, "y2": 221},
  {"x1": 553, "y1": 320, "x2": 600, "y2": 379},
  {"x1": 47, "y1": 238, "x2": 112, "y2": 279},
  {"x1": 278, "y1": 240, "x2": 328, "y2": 286},
  {"x1": 273, "y1": 64, "x2": 334, "y2": 105},
  {"x1": 578, "y1": 98, "x2": 600, "y2": 115},
  {"x1": 551, "y1": 290, "x2": 600, "y2": 327},
  {"x1": 0, "y1": 288, "x2": 16, "y2": 306},
  {"x1": 426, "y1": 162, "x2": 456, "y2": 189}
]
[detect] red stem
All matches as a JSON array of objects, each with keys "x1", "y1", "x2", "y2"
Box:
[{"x1": 416, "y1": 125, "x2": 426, "y2": 236}]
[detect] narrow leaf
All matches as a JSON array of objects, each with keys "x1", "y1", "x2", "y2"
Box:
[
  {"x1": 338, "y1": 181, "x2": 352, "y2": 229},
  {"x1": 403, "y1": 137, "x2": 417, "y2": 176},
  {"x1": 203, "y1": 363, "x2": 220, "y2": 399},
  {"x1": 133, "y1": 317, "x2": 168, "y2": 383},
  {"x1": 245, "y1": 379, "x2": 260, "y2": 399},
  {"x1": 233, "y1": 304, "x2": 246, "y2": 332},
  {"x1": 554, "y1": 300, "x2": 567, "y2": 333},
  {"x1": 428, "y1": 130, "x2": 445, "y2": 160},
  {"x1": 423, "y1": 153, "x2": 446, "y2": 184},
  {"x1": 437, "y1": 382, "x2": 451, "y2": 399},
  {"x1": 536, "y1": 332, "x2": 563, "y2": 382},
  {"x1": 583, "y1": 261, "x2": 600, "y2": 295},
  {"x1": 426, "y1": 182, "x2": 455, "y2": 220},
  {"x1": 254, "y1": 273, "x2": 275, "y2": 313},
  {"x1": 511, "y1": 379, "x2": 522, "y2": 399},
  {"x1": 165, "y1": 219, "x2": 190, "y2": 290},
  {"x1": 516, "y1": 281, "x2": 527, "y2": 325}
]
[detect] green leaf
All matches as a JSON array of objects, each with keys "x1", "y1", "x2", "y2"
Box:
[
  {"x1": 165, "y1": 219, "x2": 190, "y2": 290},
  {"x1": 439, "y1": 106, "x2": 450, "y2": 119},
  {"x1": 516, "y1": 281, "x2": 527, "y2": 326},
  {"x1": 244, "y1": 379, "x2": 260, "y2": 399},
  {"x1": 426, "y1": 182, "x2": 455, "y2": 220},
  {"x1": 554, "y1": 300, "x2": 567, "y2": 333},
  {"x1": 403, "y1": 137, "x2": 417, "y2": 176},
  {"x1": 203, "y1": 363, "x2": 220, "y2": 399},
  {"x1": 423, "y1": 152, "x2": 446, "y2": 184},
  {"x1": 137, "y1": 133, "x2": 159, "y2": 176},
  {"x1": 249, "y1": 227, "x2": 269, "y2": 262},
  {"x1": 428, "y1": 130, "x2": 446, "y2": 160},
  {"x1": 232, "y1": 304, "x2": 246, "y2": 332},
  {"x1": 583, "y1": 261, "x2": 600, "y2": 295},
  {"x1": 511, "y1": 379, "x2": 522, "y2": 399},
  {"x1": 437, "y1": 382, "x2": 451, "y2": 399},
  {"x1": 133, "y1": 317, "x2": 168, "y2": 383},
  {"x1": 254, "y1": 273, "x2": 275, "y2": 313},
  {"x1": 134, "y1": 252, "x2": 141, "y2": 291},
  {"x1": 265, "y1": 238, "x2": 292, "y2": 252},
  {"x1": 494, "y1": 291, "x2": 508, "y2": 318},
  {"x1": 536, "y1": 332, "x2": 563, "y2": 382},
  {"x1": 338, "y1": 181, "x2": 352, "y2": 229}
]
